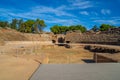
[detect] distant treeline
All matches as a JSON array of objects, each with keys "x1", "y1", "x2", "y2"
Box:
[
  {"x1": 0, "y1": 18, "x2": 118, "y2": 34},
  {"x1": 50, "y1": 24, "x2": 117, "y2": 34},
  {"x1": 0, "y1": 18, "x2": 46, "y2": 33}
]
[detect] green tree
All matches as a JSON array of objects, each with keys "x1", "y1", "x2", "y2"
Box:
[
  {"x1": 50, "y1": 25, "x2": 86, "y2": 34},
  {"x1": 60, "y1": 26, "x2": 69, "y2": 34},
  {"x1": 24, "y1": 20, "x2": 35, "y2": 33},
  {"x1": 100, "y1": 24, "x2": 115, "y2": 31},
  {"x1": 76, "y1": 25, "x2": 86, "y2": 33},
  {"x1": 0, "y1": 21, "x2": 9, "y2": 28},
  {"x1": 50, "y1": 25, "x2": 60, "y2": 34},
  {"x1": 69, "y1": 25, "x2": 86, "y2": 33},
  {"x1": 38, "y1": 19, "x2": 46, "y2": 32},
  {"x1": 19, "y1": 23, "x2": 26, "y2": 32},
  {"x1": 91, "y1": 25, "x2": 99, "y2": 32},
  {"x1": 34, "y1": 18, "x2": 46, "y2": 33},
  {"x1": 18, "y1": 19, "x2": 24, "y2": 30},
  {"x1": 10, "y1": 19, "x2": 18, "y2": 29},
  {"x1": 69, "y1": 25, "x2": 75, "y2": 31}
]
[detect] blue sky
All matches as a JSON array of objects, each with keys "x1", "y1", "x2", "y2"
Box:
[{"x1": 0, "y1": 0, "x2": 120, "y2": 31}]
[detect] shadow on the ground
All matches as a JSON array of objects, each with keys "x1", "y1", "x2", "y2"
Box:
[{"x1": 82, "y1": 59, "x2": 95, "y2": 63}]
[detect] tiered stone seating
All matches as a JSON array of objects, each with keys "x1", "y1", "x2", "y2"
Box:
[
  {"x1": 0, "y1": 28, "x2": 52, "y2": 41},
  {"x1": 65, "y1": 28, "x2": 120, "y2": 45}
]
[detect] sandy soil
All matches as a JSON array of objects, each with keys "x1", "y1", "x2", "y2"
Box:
[
  {"x1": 0, "y1": 55, "x2": 39, "y2": 80},
  {"x1": 0, "y1": 43, "x2": 98, "y2": 80},
  {"x1": 35, "y1": 46, "x2": 94, "y2": 64}
]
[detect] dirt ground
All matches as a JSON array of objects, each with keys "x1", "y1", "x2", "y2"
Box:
[
  {"x1": 32, "y1": 45, "x2": 94, "y2": 64},
  {"x1": 0, "y1": 43, "x2": 94, "y2": 80},
  {"x1": 0, "y1": 28, "x2": 119, "y2": 80},
  {"x1": 0, "y1": 55, "x2": 39, "y2": 80}
]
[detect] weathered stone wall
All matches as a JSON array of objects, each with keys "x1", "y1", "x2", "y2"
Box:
[
  {"x1": 51, "y1": 34, "x2": 65, "y2": 43},
  {"x1": 0, "y1": 29, "x2": 52, "y2": 41},
  {"x1": 94, "y1": 53, "x2": 118, "y2": 63},
  {"x1": 23, "y1": 33, "x2": 52, "y2": 41},
  {"x1": 101, "y1": 27, "x2": 120, "y2": 34},
  {"x1": 84, "y1": 45, "x2": 120, "y2": 53},
  {"x1": 65, "y1": 28, "x2": 120, "y2": 45}
]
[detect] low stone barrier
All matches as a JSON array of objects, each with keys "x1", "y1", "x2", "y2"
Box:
[
  {"x1": 84, "y1": 45, "x2": 120, "y2": 53},
  {"x1": 94, "y1": 53, "x2": 120, "y2": 63}
]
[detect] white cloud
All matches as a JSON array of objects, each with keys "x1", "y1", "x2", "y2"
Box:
[
  {"x1": 67, "y1": 0, "x2": 93, "y2": 9},
  {"x1": 93, "y1": 18, "x2": 120, "y2": 25},
  {"x1": 45, "y1": 18, "x2": 82, "y2": 26},
  {"x1": 30, "y1": 6, "x2": 74, "y2": 17},
  {"x1": 91, "y1": 12, "x2": 98, "y2": 16},
  {"x1": 80, "y1": 11, "x2": 89, "y2": 15},
  {"x1": 0, "y1": 8, "x2": 16, "y2": 21},
  {"x1": 0, "y1": 6, "x2": 82, "y2": 26},
  {"x1": 111, "y1": 17, "x2": 120, "y2": 20},
  {"x1": 0, "y1": 5, "x2": 75, "y2": 21},
  {"x1": 101, "y1": 9, "x2": 111, "y2": 15}
]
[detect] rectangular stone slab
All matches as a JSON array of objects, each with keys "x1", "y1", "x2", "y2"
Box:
[{"x1": 30, "y1": 64, "x2": 120, "y2": 80}]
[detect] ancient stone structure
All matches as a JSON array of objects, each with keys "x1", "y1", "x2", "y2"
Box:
[
  {"x1": 51, "y1": 34, "x2": 65, "y2": 44},
  {"x1": 65, "y1": 27, "x2": 120, "y2": 45},
  {"x1": 94, "y1": 53, "x2": 120, "y2": 63},
  {"x1": 101, "y1": 27, "x2": 120, "y2": 34},
  {"x1": 0, "y1": 28, "x2": 52, "y2": 41},
  {"x1": 84, "y1": 44, "x2": 120, "y2": 63},
  {"x1": 84, "y1": 45, "x2": 120, "y2": 53}
]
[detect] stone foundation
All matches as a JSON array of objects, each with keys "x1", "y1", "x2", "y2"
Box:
[{"x1": 94, "y1": 53, "x2": 119, "y2": 63}]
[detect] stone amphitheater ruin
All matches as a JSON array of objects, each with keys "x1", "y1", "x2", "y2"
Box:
[
  {"x1": 0, "y1": 27, "x2": 120, "y2": 80},
  {"x1": 65, "y1": 28, "x2": 120, "y2": 45},
  {"x1": 51, "y1": 27, "x2": 120, "y2": 63},
  {"x1": 0, "y1": 27, "x2": 120, "y2": 63}
]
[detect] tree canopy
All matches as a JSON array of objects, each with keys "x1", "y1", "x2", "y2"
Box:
[
  {"x1": 0, "y1": 21, "x2": 9, "y2": 28},
  {"x1": 50, "y1": 25, "x2": 87, "y2": 34},
  {"x1": 99, "y1": 24, "x2": 116, "y2": 31},
  {"x1": 91, "y1": 25, "x2": 99, "y2": 32},
  {"x1": 0, "y1": 18, "x2": 46, "y2": 33},
  {"x1": 50, "y1": 24, "x2": 117, "y2": 34},
  {"x1": 0, "y1": 18, "x2": 118, "y2": 34},
  {"x1": 19, "y1": 19, "x2": 46, "y2": 33}
]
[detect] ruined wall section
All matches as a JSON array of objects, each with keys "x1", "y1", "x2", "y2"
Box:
[
  {"x1": 0, "y1": 28, "x2": 52, "y2": 41},
  {"x1": 65, "y1": 28, "x2": 120, "y2": 45}
]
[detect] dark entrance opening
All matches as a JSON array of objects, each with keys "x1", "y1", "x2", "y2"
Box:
[
  {"x1": 58, "y1": 37, "x2": 64, "y2": 43},
  {"x1": 52, "y1": 40, "x2": 56, "y2": 43},
  {"x1": 66, "y1": 41, "x2": 70, "y2": 43},
  {"x1": 57, "y1": 37, "x2": 65, "y2": 46}
]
